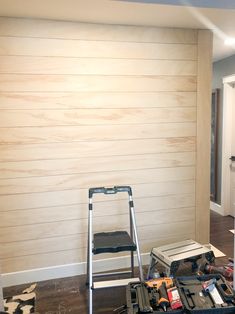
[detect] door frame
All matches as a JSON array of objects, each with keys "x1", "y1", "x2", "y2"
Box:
[{"x1": 221, "y1": 74, "x2": 235, "y2": 216}]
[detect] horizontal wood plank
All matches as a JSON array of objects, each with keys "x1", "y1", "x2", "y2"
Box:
[
  {"x1": 0, "y1": 248, "x2": 84, "y2": 273},
  {"x1": 0, "y1": 180, "x2": 195, "y2": 211},
  {"x1": 1, "y1": 231, "x2": 195, "y2": 261},
  {"x1": 0, "y1": 123, "x2": 196, "y2": 145},
  {"x1": 0, "y1": 56, "x2": 197, "y2": 76},
  {"x1": 0, "y1": 91, "x2": 197, "y2": 109},
  {"x1": 0, "y1": 193, "x2": 195, "y2": 227},
  {"x1": 0, "y1": 18, "x2": 197, "y2": 43},
  {"x1": 0, "y1": 137, "x2": 196, "y2": 162},
  {"x1": 0, "y1": 207, "x2": 195, "y2": 243},
  {"x1": 0, "y1": 152, "x2": 196, "y2": 179},
  {"x1": 0, "y1": 108, "x2": 196, "y2": 127},
  {"x1": 0, "y1": 37, "x2": 197, "y2": 59},
  {"x1": 0, "y1": 166, "x2": 195, "y2": 194},
  {"x1": 0, "y1": 224, "x2": 196, "y2": 272},
  {"x1": 0, "y1": 75, "x2": 197, "y2": 92}
]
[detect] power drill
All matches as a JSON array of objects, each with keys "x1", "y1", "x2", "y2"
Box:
[
  {"x1": 203, "y1": 263, "x2": 233, "y2": 280},
  {"x1": 145, "y1": 277, "x2": 173, "y2": 312}
]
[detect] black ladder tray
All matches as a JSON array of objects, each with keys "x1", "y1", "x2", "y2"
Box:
[{"x1": 93, "y1": 231, "x2": 136, "y2": 254}]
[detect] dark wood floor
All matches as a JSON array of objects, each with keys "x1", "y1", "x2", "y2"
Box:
[{"x1": 3, "y1": 211, "x2": 234, "y2": 313}]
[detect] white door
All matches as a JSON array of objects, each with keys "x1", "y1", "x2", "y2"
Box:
[
  {"x1": 222, "y1": 75, "x2": 235, "y2": 217},
  {"x1": 230, "y1": 100, "x2": 235, "y2": 216}
]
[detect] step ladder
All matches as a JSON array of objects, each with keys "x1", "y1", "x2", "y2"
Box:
[{"x1": 87, "y1": 186, "x2": 144, "y2": 314}]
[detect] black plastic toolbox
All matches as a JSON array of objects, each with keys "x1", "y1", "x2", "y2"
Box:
[{"x1": 126, "y1": 275, "x2": 235, "y2": 313}]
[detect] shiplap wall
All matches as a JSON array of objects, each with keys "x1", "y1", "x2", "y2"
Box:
[{"x1": 0, "y1": 17, "x2": 212, "y2": 273}]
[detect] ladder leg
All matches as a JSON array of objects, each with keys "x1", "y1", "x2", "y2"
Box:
[
  {"x1": 129, "y1": 197, "x2": 144, "y2": 281},
  {"x1": 147, "y1": 255, "x2": 157, "y2": 279},
  {"x1": 88, "y1": 199, "x2": 93, "y2": 314},
  {"x1": 129, "y1": 210, "x2": 134, "y2": 277},
  {"x1": 130, "y1": 251, "x2": 134, "y2": 277},
  {"x1": 86, "y1": 233, "x2": 89, "y2": 285}
]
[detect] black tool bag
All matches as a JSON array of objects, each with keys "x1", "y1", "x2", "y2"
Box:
[{"x1": 126, "y1": 275, "x2": 235, "y2": 313}]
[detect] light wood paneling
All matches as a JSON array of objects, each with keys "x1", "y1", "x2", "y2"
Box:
[
  {"x1": 0, "y1": 152, "x2": 196, "y2": 179},
  {"x1": 1, "y1": 220, "x2": 195, "y2": 272},
  {"x1": 0, "y1": 194, "x2": 195, "y2": 227},
  {"x1": 0, "y1": 123, "x2": 196, "y2": 145},
  {"x1": 0, "y1": 56, "x2": 197, "y2": 75},
  {"x1": 0, "y1": 167, "x2": 195, "y2": 194},
  {"x1": 0, "y1": 137, "x2": 196, "y2": 162},
  {"x1": 195, "y1": 30, "x2": 213, "y2": 244},
  {"x1": 0, "y1": 206, "x2": 195, "y2": 243},
  {"x1": 0, "y1": 108, "x2": 196, "y2": 127},
  {"x1": 0, "y1": 17, "x2": 212, "y2": 274},
  {"x1": 0, "y1": 74, "x2": 196, "y2": 92},
  {"x1": 1, "y1": 230, "x2": 195, "y2": 261},
  {"x1": 0, "y1": 180, "x2": 196, "y2": 211},
  {"x1": 0, "y1": 91, "x2": 197, "y2": 109},
  {"x1": 0, "y1": 37, "x2": 197, "y2": 59},
  {"x1": 0, "y1": 17, "x2": 197, "y2": 43}
]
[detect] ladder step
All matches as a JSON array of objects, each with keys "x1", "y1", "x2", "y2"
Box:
[
  {"x1": 93, "y1": 277, "x2": 139, "y2": 289},
  {"x1": 93, "y1": 270, "x2": 132, "y2": 278}
]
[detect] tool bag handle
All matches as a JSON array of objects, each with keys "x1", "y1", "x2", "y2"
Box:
[{"x1": 89, "y1": 186, "x2": 132, "y2": 198}]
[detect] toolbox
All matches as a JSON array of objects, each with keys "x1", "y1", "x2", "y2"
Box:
[{"x1": 126, "y1": 274, "x2": 235, "y2": 313}]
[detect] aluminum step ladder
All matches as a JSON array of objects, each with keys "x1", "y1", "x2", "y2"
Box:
[{"x1": 87, "y1": 186, "x2": 144, "y2": 314}]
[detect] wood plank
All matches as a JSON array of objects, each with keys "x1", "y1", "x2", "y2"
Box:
[
  {"x1": 0, "y1": 222, "x2": 196, "y2": 273},
  {"x1": 0, "y1": 108, "x2": 196, "y2": 127},
  {"x1": 0, "y1": 37, "x2": 197, "y2": 60},
  {"x1": 195, "y1": 30, "x2": 213, "y2": 244},
  {"x1": 0, "y1": 180, "x2": 195, "y2": 211},
  {"x1": 0, "y1": 208, "x2": 195, "y2": 244},
  {"x1": 0, "y1": 18, "x2": 197, "y2": 43},
  {"x1": 0, "y1": 248, "x2": 85, "y2": 273},
  {"x1": 0, "y1": 91, "x2": 197, "y2": 109},
  {"x1": 0, "y1": 221, "x2": 195, "y2": 272},
  {"x1": 1, "y1": 231, "x2": 195, "y2": 261},
  {"x1": 0, "y1": 123, "x2": 196, "y2": 145},
  {"x1": 0, "y1": 166, "x2": 195, "y2": 194},
  {"x1": 0, "y1": 74, "x2": 197, "y2": 92},
  {"x1": 0, "y1": 56, "x2": 197, "y2": 76},
  {"x1": 0, "y1": 194, "x2": 195, "y2": 227},
  {"x1": 0, "y1": 137, "x2": 196, "y2": 162},
  {"x1": 0, "y1": 152, "x2": 196, "y2": 179}
]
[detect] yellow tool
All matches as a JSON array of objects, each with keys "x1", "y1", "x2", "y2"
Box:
[{"x1": 145, "y1": 277, "x2": 173, "y2": 289}]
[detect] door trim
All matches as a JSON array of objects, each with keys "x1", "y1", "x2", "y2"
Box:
[
  {"x1": 221, "y1": 74, "x2": 235, "y2": 215},
  {"x1": 210, "y1": 201, "x2": 223, "y2": 215}
]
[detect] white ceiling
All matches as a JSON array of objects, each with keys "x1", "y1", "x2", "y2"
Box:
[{"x1": 0, "y1": 0, "x2": 235, "y2": 61}]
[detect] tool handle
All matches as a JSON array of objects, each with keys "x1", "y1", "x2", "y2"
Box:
[
  {"x1": 136, "y1": 283, "x2": 153, "y2": 313},
  {"x1": 159, "y1": 283, "x2": 169, "y2": 301},
  {"x1": 158, "y1": 282, "x2": 169, "y2": 311},
  {"x1": 89, "y1": 186, "x2": 132, "y2": 197}
]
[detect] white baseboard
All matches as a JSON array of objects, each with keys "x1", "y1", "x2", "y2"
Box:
[
  {"x1": 210, "y1": 201, "x2": 224, "y2": 215},
  {"x1": 2, "y1": 253, "x2": 150, "y2": 288}
]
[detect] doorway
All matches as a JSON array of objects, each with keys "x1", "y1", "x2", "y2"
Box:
[{"x1": 221, "y1": 75, "x2": 235, "y2": 217}]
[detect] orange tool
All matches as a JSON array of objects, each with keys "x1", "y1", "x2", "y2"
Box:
[{"x1": 145, "y1": 277, "x2": 173, "y2": 289}]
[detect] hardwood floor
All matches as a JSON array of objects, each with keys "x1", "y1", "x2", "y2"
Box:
[
  {"x1": 3, "y1": 211, "x2": 234, "y2": 313},
  {"x1": 210, "y1": 210, "x2": 234, "y2": 264}
]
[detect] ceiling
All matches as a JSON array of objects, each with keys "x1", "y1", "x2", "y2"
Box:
[{"x1": 0, "y1": 0, "x2": 235, "y2": 61}]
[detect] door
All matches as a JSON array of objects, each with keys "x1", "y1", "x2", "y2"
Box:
[
  {"x1": 222, "y1": 75, "x2": 235, "y2": 216},
  {"x1": 230, "y1": 102, "x2": 235, "y2": 216}
]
